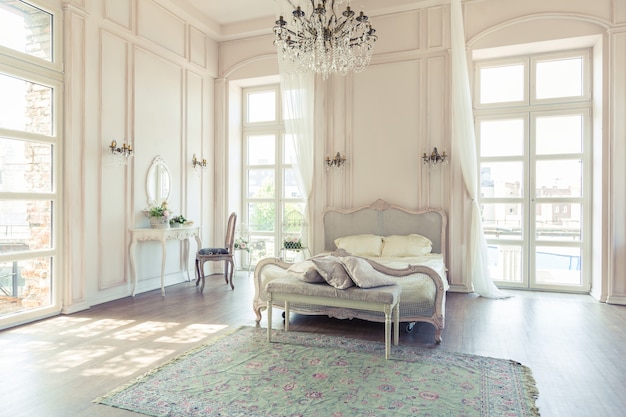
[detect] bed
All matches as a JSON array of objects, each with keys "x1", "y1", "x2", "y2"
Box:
[{"x1": 252, "y1": 199, "x2": 448, "y2": 343}]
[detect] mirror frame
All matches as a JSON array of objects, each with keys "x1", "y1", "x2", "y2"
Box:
[{"x1": 146, "y1": 155, "x2": 171, "y2": 206}]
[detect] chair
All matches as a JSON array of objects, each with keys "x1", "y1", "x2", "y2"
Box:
[{"x1": 195, "y1": 212, "x2": 237, "y2": 292}]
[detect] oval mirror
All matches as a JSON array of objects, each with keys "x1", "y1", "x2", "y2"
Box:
[{"x1": 146, "y1": 156, "x2": 171, "y2": 206}]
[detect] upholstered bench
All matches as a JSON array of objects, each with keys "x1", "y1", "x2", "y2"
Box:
[{"x1": 265, "y1": 276, "x2": 401, "y2": 359}]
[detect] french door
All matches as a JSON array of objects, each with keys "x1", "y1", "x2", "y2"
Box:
[
  {"x1": 477, "y1": 111, "x2": 590, "y2": 292},
  {"x1": 475, "y1": 50, "x2": 591, "y2": 292},
  {"x1": 242, "y1": 85, "x2": 306, "y2": 266}
]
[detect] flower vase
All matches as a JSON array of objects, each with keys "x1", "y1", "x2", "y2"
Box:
[{"x1": 150, "y1": 216, "x2": 169, "y2": 229}]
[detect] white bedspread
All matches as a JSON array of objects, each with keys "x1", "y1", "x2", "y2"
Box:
[
  {"x1": 314, "y1": 252, "x2": 448, "y2": 291},
  {"x1": 367, "y1": 254, "x2": 448, "y2": 290}
]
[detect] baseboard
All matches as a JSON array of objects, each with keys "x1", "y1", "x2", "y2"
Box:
[
  {"x1": 62, "y1": 301, "x2": 90, "y2": 314},
  {"x1": 606, "y1": 294, "x2": 626, "y2": 305},
  {"x1": 448, "y1": 284, "x2": 472, "y2": 293}
]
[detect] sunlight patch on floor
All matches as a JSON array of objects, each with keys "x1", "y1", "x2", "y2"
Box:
[
  {"x1": 10, "y1": 316, "x2": 93, "y2": 333},
  {"x1": 60, "y1": 318, "x2": 135, "y2": 337},
  {"x1": 155, "y1": 323, "x2": 228, "y2": 343},
  {"x1": 81, "y1": 348, "x2": 176, "y2": 377},
  {"x1": 41, "y1": 345, "x2": 117, "y2": 373},
  {"x1": 109, "y1": 320, "x2": 179, "y2": 341}
]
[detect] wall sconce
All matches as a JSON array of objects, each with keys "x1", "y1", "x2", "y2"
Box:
[
  {"x1": 422, "y1": 147, "x2": 448, "y2": 167},
  {"x1": 192, "y1": 154, "x2": 207, "y2": 170},
  {"x1": 326, "y1": 152, "x2": 346, "y2": 172},
  {"x1": 109, "y1": 139, "x2": 133, "y2": 166}
]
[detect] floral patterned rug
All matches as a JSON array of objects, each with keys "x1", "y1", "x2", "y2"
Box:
[{"x1": 95, "y1": 326, "x2": 539, "y2": 417}]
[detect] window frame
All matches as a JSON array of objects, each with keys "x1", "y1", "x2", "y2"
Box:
[
  {"x1": 474, "y1": 48, "x2": 592, "y2": 293},
  {"x1": 241, "y1": 84, "x2": 306, "y2": 262},
  {"x1": 0, "y1": 0, "x2": 63, "y2": 329}
]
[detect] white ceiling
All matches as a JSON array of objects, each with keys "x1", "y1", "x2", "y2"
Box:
[
  {"x1": 184, "y1": 0, "x2": 276, "y2": 25},
  {"x1": 179, "y1": 0, "x2": 432, "y2": 41}
]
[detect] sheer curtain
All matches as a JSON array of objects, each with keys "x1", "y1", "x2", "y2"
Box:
[
  {"x1": 274, "y1": 0, "x2": 315, "y2": 249},
  {"x1": 280, "y1": 71, "x2": 315, "y2": 247},
  {"x1": 450, "y1": 0, "x2": 509, "y2": 298}
]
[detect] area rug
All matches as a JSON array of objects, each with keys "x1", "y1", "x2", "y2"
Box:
[{"x1": 95, "y1": 326, "x2": 539, "y2": 417}]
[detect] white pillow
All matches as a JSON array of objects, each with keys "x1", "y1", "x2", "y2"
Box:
[
  {"x1": 287, "y1": 260, "x2": 325, "y2": 283},
  {"x1": 334, "y1": 234, "x2": 383, "y2": 257},
  {"x1": 381, "y1": 234, "x2": 433, "y2": 257},
  {"x1": 339, "y1": 256, "x2": 397, "y2": 288},
  {"x1": 311, "y1": 256, "x2": 354, "y2": 289}
]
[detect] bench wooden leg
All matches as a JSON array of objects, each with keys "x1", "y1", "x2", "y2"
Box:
[
  {"x1": 284, "y1": 301, "x2": 290, "y2": 332},
  {"x1": 384, "y1": 306, "x2": 391, "y2": 360},
  {"x1": 267, "y1": 297, "x2": 273, "y2": 342},
  {"x1": 393, "y1": 302, "x2": 399, "y2": 346}
]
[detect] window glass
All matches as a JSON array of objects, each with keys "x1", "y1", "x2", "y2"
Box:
[
  {"x1": 481, "y1": 203, "x2": 523, "y2": 240},
  {"x1": 0, "y1": 73, "x2": 53, "y2": 135},
  {"x1": 479, "y1": 119, "x2": 524, "y2": 157},
  {"x1": 0, "y1": 1, "x2": 52, "y2": 62},
  {"x1": 0, "y1": 137, "x2": 53, "y2": 192},
  {"x1": 479, "y1": 64, "x2": 525, "y2": 104},
  {"x1": 247, "y1": 135, "x2": 275, "y2": 165},
  {"x1": 284, "y1": 134, "x2": 295, "y2": 164},
  {"x1": 536, "y1": 160, "x2": 582, "y2": 198},
  {"x1": 536, "y1": 115, "x2": 583, "y2": 155},
  {"x1": 536, "y1": 58, "x2": 583, "y2": 100},
  {"x1": 487, "y1": 243, "x2": 522, "y2": 283},
  {"x1": 535, "y1": 203, "x2": 582, "y2": 241},
  {"x1": 535, "y1": 246, "x2": 581, "y2": 285},
  {"x1": 0, "y1": 257, "x2": 52, "y2": 307},
  {"x1": 247, "y1": 91, "x2": 276, "y2": 123},
  {"x1": 283, "y1": 168, "x2": 302, "y2": 199},
  {"x1": 248, "y1": 202, "x2": 275, "y2": 232},
  {"x1": 0, "y1": 200, "x2": 52, "y2": 253},
  {"x1": 247, "y1": 169, "x2": 274, "y2": 199},
  {"x1": 480, "y1": 162, "x2": 523, "y2": 198}
]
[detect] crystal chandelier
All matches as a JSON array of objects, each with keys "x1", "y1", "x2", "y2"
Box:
[{"x1": 273, "y1": 0, "x2": 378, "y2": 79}]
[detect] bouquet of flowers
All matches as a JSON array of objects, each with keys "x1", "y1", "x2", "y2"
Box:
[
  {"x1": 234, "y1": 237, "x2": 249, "y2": 252},
  {"x1": 149, "y1": 201, "x2": 170, "y2": 219},
  {"x1": 169, "y1": 214, "x2": 187, "y2": 226}
]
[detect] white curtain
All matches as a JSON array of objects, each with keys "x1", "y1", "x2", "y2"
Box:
[
  {"x1": 450, "y1": 0, "x2": 509, "y2": 298},
  {"x1": 280, "y1": 71, "x2": 315, "y2": 248}
]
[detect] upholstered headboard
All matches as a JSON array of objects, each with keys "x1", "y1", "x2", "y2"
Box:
[{"x1": 323, "y1": 199, "x2": 447, "y2": 257}]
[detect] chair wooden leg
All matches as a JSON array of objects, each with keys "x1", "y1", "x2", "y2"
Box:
[
  {"x1": 195, "y1": 259, "x2": 201, "y2": 287},
  {"x1": 223, "y1": 260, "x2": 229, "y2": 285},
  {"x1": 196, "y1": 259, "x2": 205, "y2": 293},
  {"x1": 229, "y1": 260, "x2": 235, "y2": 290}
]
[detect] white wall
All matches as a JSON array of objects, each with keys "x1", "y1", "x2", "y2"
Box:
[
  {"x1": 216, "y1": 0, "x2": 626, "y2": 303},
  {"x1": 62, "y1": 0, "x2": 217, "y2": 311},
  {"x1": 59, "y1": 0, "x2": 626, "y2": 312}
]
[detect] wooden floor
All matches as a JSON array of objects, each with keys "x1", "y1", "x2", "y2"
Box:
[{"x1": 0, "y1": 270, "x2": 625, "y2": 417}]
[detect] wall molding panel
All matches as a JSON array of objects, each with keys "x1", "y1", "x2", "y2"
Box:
[{"x1": 137, "y1": 0, "x2": 186, "y2": 58}]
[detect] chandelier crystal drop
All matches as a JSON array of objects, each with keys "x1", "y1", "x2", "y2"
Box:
[{"x1": 273, "y1": 0, "x2": 378, "y2": 79}]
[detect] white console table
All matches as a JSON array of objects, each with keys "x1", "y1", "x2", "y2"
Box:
[{"x1": 129, "y1": 226, "x2": 201, "y2": 296}]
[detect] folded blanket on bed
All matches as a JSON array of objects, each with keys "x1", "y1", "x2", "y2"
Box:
[{"x1": 288, "y1": 255, "x2": 403, "y2": 290}]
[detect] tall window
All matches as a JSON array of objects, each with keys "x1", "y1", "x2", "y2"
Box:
[
  {"x1": 474, "y1": 50, "x2": 591, "y2": 292},
  {"x1": 242, "y1": 85, "x2": 305, "y2": 264},
  {"x1": 0, "y1": 1, "x2": 62, "y2": 327}
]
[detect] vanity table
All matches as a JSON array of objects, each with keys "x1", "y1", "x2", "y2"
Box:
[{"x1": 129, "y1": 226, "x2": 201, "y2": 296}]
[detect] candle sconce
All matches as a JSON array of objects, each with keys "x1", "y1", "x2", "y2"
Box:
[
  {"x1": 192, "y1": 154, "x2": 207, "y2": 171},
  {"x1": 422, "y1": 147, "x2": 448, "y2": 167},
  {"x1": 325, "y1": 152, "x2": 347, "y2": 172},
  {"x1": 109, "y1": 139, "x2": 133, "y2": 166}
]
